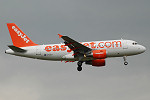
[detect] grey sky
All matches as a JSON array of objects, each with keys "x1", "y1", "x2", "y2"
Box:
[{"x1": 0, "y1": 0, "x2": 150, "y2": 100}]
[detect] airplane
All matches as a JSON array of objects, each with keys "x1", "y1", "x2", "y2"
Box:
[{"x1": 5, "y1": 23, "x2": 146, "y2": 71}]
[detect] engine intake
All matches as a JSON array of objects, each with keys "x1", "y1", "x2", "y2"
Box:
[{"x1": 87, "y1": 49, "x2": 106, "y2": 59}]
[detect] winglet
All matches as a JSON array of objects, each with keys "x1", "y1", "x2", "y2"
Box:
[{"x1": 58, "y1": 34, "x2": 63, "y2": 38}]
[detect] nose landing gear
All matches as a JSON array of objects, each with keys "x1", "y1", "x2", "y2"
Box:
[
  {"x1": 123, "y1": 56, "x2": 128, "y2": 65},
  {"x1": 77, "y1": 61, "x2": 83, "y2": 71},
  {"x1": 124, "y1": 61, "x2": 128, "y2": 65}
]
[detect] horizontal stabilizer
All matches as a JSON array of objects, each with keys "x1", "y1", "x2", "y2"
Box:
[{"x1": 8, "y1": 45, "x2": 27, "y2": 53}]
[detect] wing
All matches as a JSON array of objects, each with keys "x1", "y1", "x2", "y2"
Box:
[{"x1": 58, "y1": 34, "x2": 92, "y2": 55}]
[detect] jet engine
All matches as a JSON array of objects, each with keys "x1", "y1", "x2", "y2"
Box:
[
  {"x1": 85, "y1": 59, "x2": 105, "y2": 67},
  {"x1": 86, "y1": 49, "x2": 106, "y2": 59}
]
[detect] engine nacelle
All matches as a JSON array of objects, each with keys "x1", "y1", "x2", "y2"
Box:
[
  {"x1": 87, "y1": 49, "x2": 106, "y2": 59},
  {"x1": 85, "y1": 59, "x2": 105, "y2": 67}
]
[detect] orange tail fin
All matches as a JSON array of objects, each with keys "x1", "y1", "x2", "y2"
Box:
[{"x1": 7, "y1": 23, "x2": 38, "y2": 47}]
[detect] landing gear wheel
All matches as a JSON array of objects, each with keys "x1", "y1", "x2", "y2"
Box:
[
  {"x1": 77, "y1": 66, "x2": 82, "y2": 71},
  {"x1": 77, "y1": 61, "x2": 83, "y2": 71},
  {"x1": 124, "y1": 62, "x2": 128, "y2": 65}
]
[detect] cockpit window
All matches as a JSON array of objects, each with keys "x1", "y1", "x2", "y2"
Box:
[{"x1": 132, "y1": 42, "x2": 138, "y2": 45}]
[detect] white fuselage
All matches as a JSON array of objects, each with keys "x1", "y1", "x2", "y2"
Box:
[{"x1": 5, "y1": 39, "x2": 146, "y2": 61}]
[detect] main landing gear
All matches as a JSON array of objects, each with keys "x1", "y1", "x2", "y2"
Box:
[
  {"x1": 77, "y1": 61, "x2": 83, "y2": 71},
  {"x1": 123, "y1": 56, "x2": 128, "y2": 65}
]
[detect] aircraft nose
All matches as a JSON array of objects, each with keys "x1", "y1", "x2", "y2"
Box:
[{"x1": 140, "y1": 45, "x2": 146, "y2": 53}]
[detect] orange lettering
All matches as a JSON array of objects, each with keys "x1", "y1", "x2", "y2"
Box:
[
  {"x1": 67, "y1": 48, "x2": 72, "y2": 52},
  {"x1": 45, "y1": 46, "x2": 52, "y2": 52},
  {"x1": 112, "y1": 41, "x2": 114, "y2": 47},
  {"x1": 98, "y1": 42, "x2": 104, "y2": 48},
  {"x1": 61, "y1": 45, "x2": 66, "y2": 51},
  {"x1": 90, "y1": 42, "x2": 96, "y2": 49},
  {"x1": 115, "y1": 41, "x2": 122, "y2": 47},
  {"x1": 83, "y1": 43, "x2": 89, "y2": 47},
  {"x1": 53, "y1": 45, "x2": 60, "y2": 51},
  {"x1": 105, "y1": 42, "x2": 111, "y2": 48}
]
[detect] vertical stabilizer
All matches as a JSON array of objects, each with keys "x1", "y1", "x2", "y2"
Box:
[{"x1": 7, "y1": 23, "x2": 38, "y2": 47}]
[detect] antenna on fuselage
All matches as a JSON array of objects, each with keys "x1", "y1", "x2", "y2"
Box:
[{"x1": 121, "y1": 32, "x2": 126, "y2": 40}]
